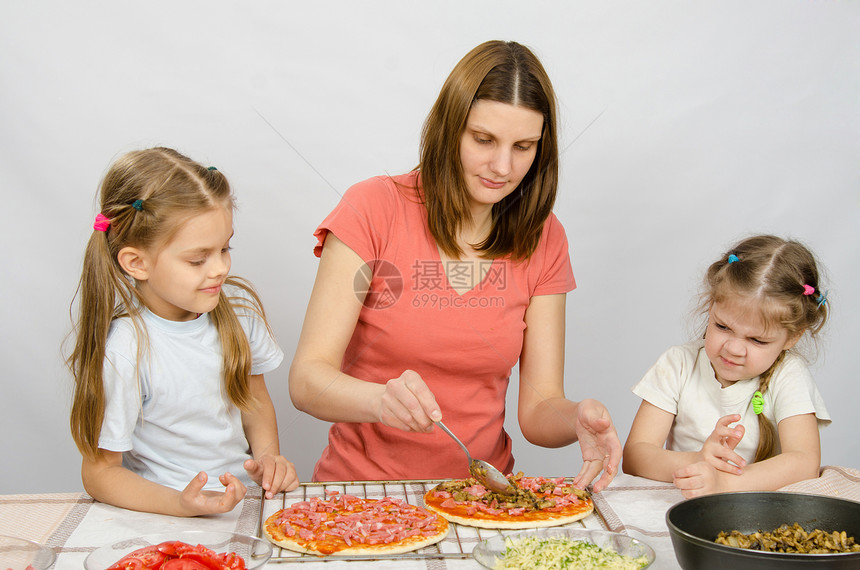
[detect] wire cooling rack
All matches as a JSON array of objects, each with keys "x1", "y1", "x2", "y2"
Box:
[{"x1": 256, "y1": 479, "x2": 600, "y2": 564}]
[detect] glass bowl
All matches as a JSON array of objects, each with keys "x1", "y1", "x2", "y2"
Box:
[
  {"x1": 473, "y1": 527, "x2": 655, "y2": 569},
  {"x1": 0, "y1": 535, "x2": 56, "y2": 570},
  {"x1": 83, "y1": 531, "x2": 272, "y2": 570}
]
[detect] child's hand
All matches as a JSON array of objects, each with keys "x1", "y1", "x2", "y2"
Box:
[
  {"x1": 701, "y1": 414, "x2": 746, "y2": 475},
  {"x1": 178, "y1": 471, "x2": 247, "y2": 516},
  {"x1": 673, "y1": 461, "x2": 723, "y2": 498},
  {"x1": 244, "y1": 455, "x2": 300, "y2": 499}
]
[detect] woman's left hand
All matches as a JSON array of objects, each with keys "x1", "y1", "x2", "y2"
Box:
[{"x1": 572, "y1": 399, "x2": 622, "y2": 493}]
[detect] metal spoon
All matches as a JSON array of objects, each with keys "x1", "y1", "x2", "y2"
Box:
[{"x1": 436, "y1": 421, "x2": 516, "y2": 495}]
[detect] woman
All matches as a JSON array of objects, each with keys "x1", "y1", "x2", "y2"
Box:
[{"x1": 289, "y1": 40, "x2": 621, "y2": 491}]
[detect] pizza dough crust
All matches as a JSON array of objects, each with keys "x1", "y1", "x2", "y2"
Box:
[
  {"x1": 423, "y1": 499, "x2": 592, "y2": 529},
  {"x1": 422, "y1": 477, "x2": 594, "y2": 530},
  {"x1": 263, "y1": 496, "x2": 449, "y2": 556},
  {"x1": 266, "y1": 521, "x2": 448, "y2": 556}
]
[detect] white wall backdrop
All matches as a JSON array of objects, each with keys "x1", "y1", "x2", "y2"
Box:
[{"x1": 1, "y1": 0, "x2": 857, "y2": 494}]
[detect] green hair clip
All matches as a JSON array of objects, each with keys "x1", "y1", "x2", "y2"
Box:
[
  {"x1": 131, "y1": 199, "x2": 144, "y2": 211},
  {"x1": 751, "y1": 391, "x2": 764, "y2": 415},
  {"x1": 207, "y1": 166, "x2": 217, "y2": 171}
]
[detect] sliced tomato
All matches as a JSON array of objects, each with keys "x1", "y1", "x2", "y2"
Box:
[
  {"x1": 109, "y1": 540, "x2": 245, "y2": 570},
  {"x1": 106, "y1": 558, "x2": 144, "y2": 570},
  {"x1": 157, "y1": 541, "x2": 199, "y2": 557},
  {"x1": 161, "y1": 559, "x2": 212, "y2": 570},
  {"x1": 177, "y1": 551, "x2": 224, "y2": 570},
  {"x1": 218, "y1": 552, "x2": 246, "y2": 570},
  {"x1": 107, "y1": 545, "x2": 168, "y2": 570}
]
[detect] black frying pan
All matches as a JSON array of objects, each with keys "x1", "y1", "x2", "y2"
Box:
[{"x1": 666, "y1": 492, "x2": 860, "y2": 569}]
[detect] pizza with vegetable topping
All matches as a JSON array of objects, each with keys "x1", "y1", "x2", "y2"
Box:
[
  {"x1": 263, "y1": 491, "x2": 449, "y2": 556},
  {"x1": 423, "y1": 473, "x2": 594, "y2": 529}
]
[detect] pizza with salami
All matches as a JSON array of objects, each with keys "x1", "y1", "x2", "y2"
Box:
[
  {"x1": 263, "y1": 491, "x2": 449, "y2": 556},
  {"x1": 423, "y1": 473, "x2": 594, "y2": 529}
]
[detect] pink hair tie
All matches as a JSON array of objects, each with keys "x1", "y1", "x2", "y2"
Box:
[
  {"x1": 802, "y1": 284, "x2": 815, "y2": 296},
  {"x1": 93, "y1": 213, "x2": 111, "y2": 232}
]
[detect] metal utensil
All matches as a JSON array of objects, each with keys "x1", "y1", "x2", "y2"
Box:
[{"x1": 436, "y1": 421, "x2": 516, "y2": 495}]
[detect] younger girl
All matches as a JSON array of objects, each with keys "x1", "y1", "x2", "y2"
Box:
[
  {"x1": 69, "y1": 147, "x2": 298, "y2": 516},
  {"x1": 622, "y1": 235, "x2": 831, "y2": 498}
]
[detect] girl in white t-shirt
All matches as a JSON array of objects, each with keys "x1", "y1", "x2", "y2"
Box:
[
  {"x1": 622, "y1": 235, "x2": 831, "y2": 498},
  {"x1": 68, "y1": 147, "x2": 298, "y2": 516}
]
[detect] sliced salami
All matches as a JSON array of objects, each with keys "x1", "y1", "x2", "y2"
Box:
[
  {"x1": 263, "y1": 491, "x2": 449, "y2": 556},
  {"x1": 423, "y1": 474, "x2": 594, "y2": 529}
]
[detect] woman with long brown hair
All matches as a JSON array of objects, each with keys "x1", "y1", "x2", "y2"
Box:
[{"x1": 290, "y1": 41, "x2": 621, "y2": 490}]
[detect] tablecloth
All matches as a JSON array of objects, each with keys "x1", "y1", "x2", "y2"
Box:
[
  {"x1": 590, "y1": 474, "x2": 683, "y2": 569},
  {"x1": 0, "y1": 490, "x2": 259, "y2": 569},
  {"x1": 2, "y1": 466, "x2": 857, "y2": 569}
]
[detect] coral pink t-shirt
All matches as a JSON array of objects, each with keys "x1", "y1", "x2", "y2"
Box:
[{"x1": 311, "y1": 171, "x2": 575, "y2": 481}]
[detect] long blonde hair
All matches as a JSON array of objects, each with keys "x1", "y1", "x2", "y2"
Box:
[
  {"x1": 700, "y1": 235, "x2": 829, "y2": 461},
  {"x1": 418, "y1": 40, "x2": 559, "y2": 260},
  {"x1": 68, "y1": 147, "x2": 265, "y2": 458}
]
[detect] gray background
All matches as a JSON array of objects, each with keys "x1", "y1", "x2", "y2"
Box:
[{"x1": 1, "y1": 0, "x2": 857, "y2": 494}]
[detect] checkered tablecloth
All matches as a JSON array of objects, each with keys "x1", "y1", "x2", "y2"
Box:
[
  {"x1": 0, "y1": 489, "x2": 258, "y2": 569},
  {"x1": 2, "y1": 466, "x2": 857, "y2": 569}
]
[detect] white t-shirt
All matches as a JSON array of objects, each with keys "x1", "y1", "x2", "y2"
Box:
[
  {"x1": 98, "y1": 285, "x2": 283, "y2": 491},
  {"x1": 632, "y1": 339, "x2": 830, "y2": 464}
]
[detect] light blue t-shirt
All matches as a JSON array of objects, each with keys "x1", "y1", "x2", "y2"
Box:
[{"x1": 99, "y1": 284, "x2": 283, "y2": 491}]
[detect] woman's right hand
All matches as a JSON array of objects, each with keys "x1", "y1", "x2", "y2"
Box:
[
  {"x1": 700, "y1": 414, "x2": 746, "y2": 475},
  {"x1": 377, "y1": 370, "x2": 442, "y2": 432}
]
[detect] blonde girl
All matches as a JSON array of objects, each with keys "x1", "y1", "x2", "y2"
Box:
[
  {"x1": 69, "y1": 147, "x2": 298, "y2": 516},
  {"x1": 623, "y1": 235, "x2": 830, "y2": 497}
]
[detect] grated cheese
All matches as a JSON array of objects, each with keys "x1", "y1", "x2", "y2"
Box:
[{"x1": 492, "y1": 535, "x2": 649, "y2": 569}]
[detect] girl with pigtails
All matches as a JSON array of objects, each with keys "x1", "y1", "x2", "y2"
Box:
[
  {"x1": 622, "y1": 235, "x2": 831, "y2": 498},
  {"x1": 68, "y1": 147, "x2": 298, "y2": 516}
]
